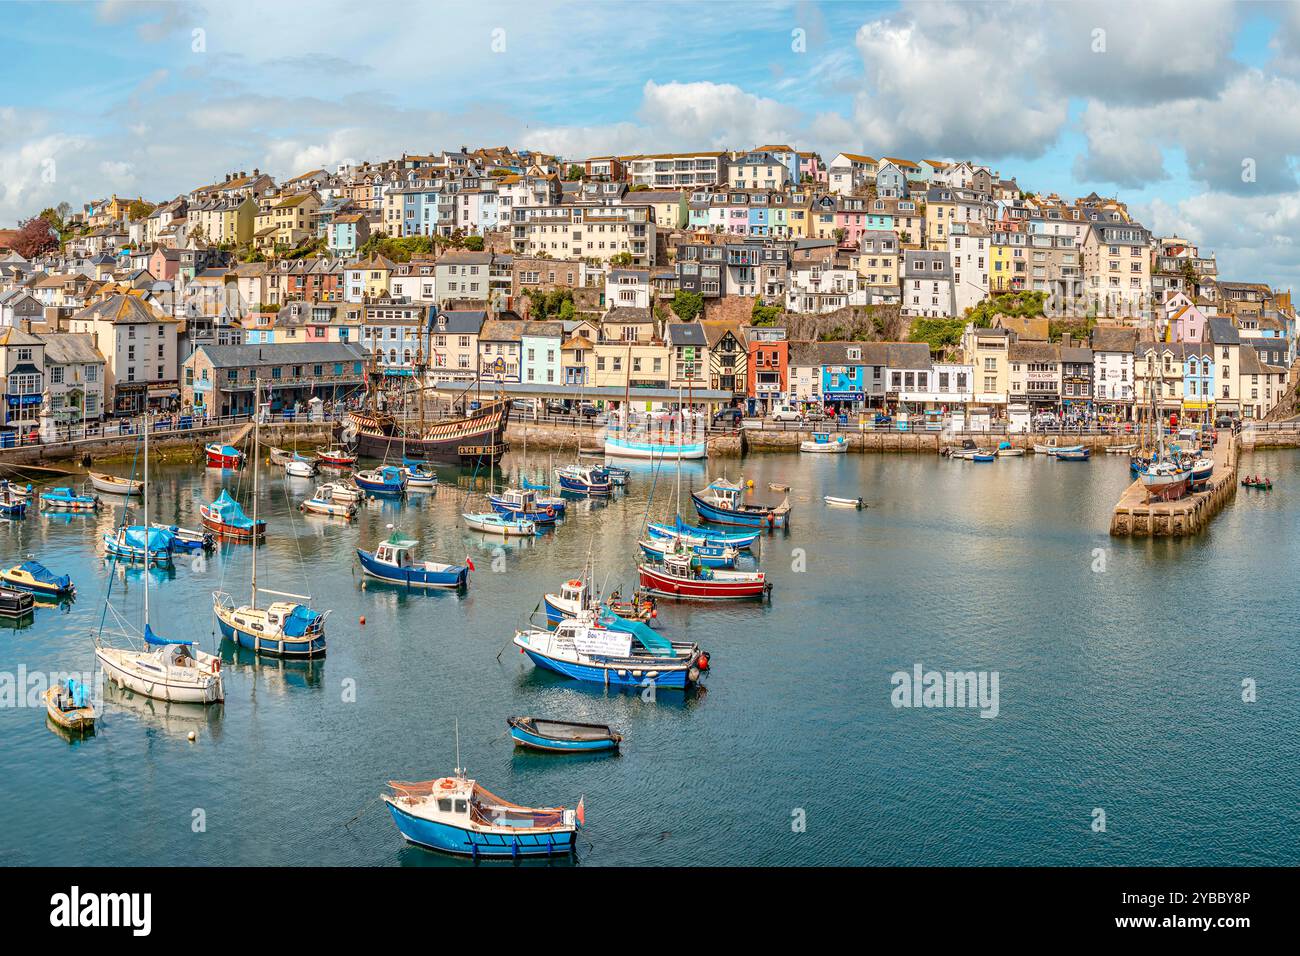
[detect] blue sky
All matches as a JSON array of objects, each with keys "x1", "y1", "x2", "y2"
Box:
[{"x1": 2, "y1": 0, "x2": 1299, "y2": 289}]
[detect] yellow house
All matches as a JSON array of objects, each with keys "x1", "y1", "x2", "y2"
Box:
[
  {"x1": 346, "y1": 255, "x2": 394, "y2": 301},
  {"x1": 786, "y1": 201, "x2": 811, "y2": 238},
  {"x1": 254, "y1": 192, "x2": 321, "y2": 251},
  {"x1": 962, "y1": 324, "x2": 1014, "y2": 409},
  {"x1": 989, "y1": 232, "x2": 1027, "y2": 293}
]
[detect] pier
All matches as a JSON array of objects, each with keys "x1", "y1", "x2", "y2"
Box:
[{"x1": 1110, "y1": 433, "x2": 1238, "y2": 537}]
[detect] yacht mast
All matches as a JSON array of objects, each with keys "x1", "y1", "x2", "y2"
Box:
[
  {"x1": 251, "y1": 377, "x2": 260, "y2": 609},
  {"x1": 143, "y1": 414, "x2": 149, "y2": 625}
]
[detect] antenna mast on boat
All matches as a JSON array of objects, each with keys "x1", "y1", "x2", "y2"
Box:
[
  {"x1": 143, "y1": 413, "x2": 149, "y2": 627},
  {"x1": 251, "y1": 376, "x2": 260, "y2": 610},
  {"x1": 453, "y1": 717, "x2": 464, "y2": 777}
]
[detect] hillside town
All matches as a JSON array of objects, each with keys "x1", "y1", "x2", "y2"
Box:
[{"x1": 0, "y1": 143, "x2": 1295, "y2": 439}]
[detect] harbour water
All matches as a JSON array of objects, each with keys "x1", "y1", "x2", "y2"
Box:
[{"x1": 1, "y1": 448, "x2": 1297, "y2": 866}]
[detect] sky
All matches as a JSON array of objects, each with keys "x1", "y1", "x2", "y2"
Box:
[{"x1": 2, "y1": 0, "x2": 1299, "y2": 289}]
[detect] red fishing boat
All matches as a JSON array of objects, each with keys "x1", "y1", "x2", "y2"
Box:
[
  {"x1": 315, "y1": 445, "x2": 357, "y2": 468},
  {"x1": 205, "y1": 443, "x2": 245, "y2": 469},
  {"x1": 638, "y1": 552, "x2": 770, "y2": 601}
]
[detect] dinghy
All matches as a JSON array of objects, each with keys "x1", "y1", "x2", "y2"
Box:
[
  {"x1": 463, "y1": 512, "x2": 537, "y2": 536},
  {"x1": 43, "y1": 679, "x2": 95, "y2": 734},
  {"x1": 824, "y1": 496, "x2": 864, "y2": 509},
  {"x1": 205, "y1": 443, "x2": 244, "y2": 469},
  {"x1": 0, "y1": 585, "x2": 34, "y2": 618},
  {"x1": 88, "y1": 471, "x2": 143, "y2": 496},
  {"x1": 507, "y1": 717, "x2": 622, "y2": 753}
]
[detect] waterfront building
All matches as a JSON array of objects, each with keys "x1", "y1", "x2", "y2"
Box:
[
  {"x1": 962, "y1": 324, "x2": 1014, "y2": 414},
  {"x1": 39, "y1": 332, "x2": 107, "y2": 424},
  {"x1": 182, "y1": 341, "x2": 369, "y2": 417},
  {"x1": 1008, "y1": 341, "x2": 1061, "y2": 411},
  {"x1": 67, "y1": 294, "x2": 180, "y2": 415},
  {"x1": 1090, "y1": 326, "x2": 1137, "y2": 419},
  {"x1": 0, "y1": 326, "x2": 46, "y2": 429}
]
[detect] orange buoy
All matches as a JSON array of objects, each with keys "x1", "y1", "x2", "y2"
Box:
[{"x1": 359, "y1": 615, "x2": 366, "y2": 625}]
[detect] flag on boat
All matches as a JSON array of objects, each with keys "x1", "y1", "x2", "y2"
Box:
[
  {"x1": 465, "y1": 555, "x2": 475, "y2": 572},
  {"x1": 576, "y1": 795, "x2": 585, "y2": 828}
]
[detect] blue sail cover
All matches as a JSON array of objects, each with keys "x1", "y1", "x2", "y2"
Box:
[
  {"x1": 598, "y1": 609, "x2": 673, "y2": 655},
  {"x1": 19, "y1": 561, "x2": 70, "y2": 590},
  {"x1": 282, "y1": 605, "x2": 322, "y2": 637},
  {"x1": 144, "y1": 623, "x2": 192, "y2": 647},
  {"x1": 379, "y1": 466, "x2": 404, "y2": 483},
  {"x1": 122, "y1": 526, "x2": 176, "y2": 553},
  {"x1": 209, "y1": 490, "x2": 256, "y2": 529}
]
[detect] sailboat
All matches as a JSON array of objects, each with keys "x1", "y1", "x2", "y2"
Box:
[
  {"x1": 212, "y1": 379, "x2": 329, "y2": 658},
  {"x1": 1136, "y1": 329, "x2": 1192, "y2": 501},
  {"x1": 464, "y1": 422, "x2": 536, "y2": 536},
  {"x1": 96, "y1": 417, "x2": 226, "y2": 705}
]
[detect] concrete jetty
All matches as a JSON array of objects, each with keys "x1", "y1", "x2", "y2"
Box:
[{"x1": 1110, "y1": 433, "x2": 1238, "y2": 537}]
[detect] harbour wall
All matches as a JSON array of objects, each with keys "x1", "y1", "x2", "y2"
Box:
[
  {"x1": 1110, "y1": 434, "x2": 1238, "y2": 537},
  {"x1": 742, "y1": 430, "x2": 1139, "y2": 454}
]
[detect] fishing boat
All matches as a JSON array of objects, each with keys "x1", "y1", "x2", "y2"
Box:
[
  {"x1": 103, "y1": 525, "x2": 176, "y2": 565},
  {"x1": 200, "y1": 489, "x2": 266, "y2": 540},
  {"x1": 800, "y1": 432, "x2": 847, "y2": 453},
  {"x1": 824, "y1": 496, "x2": 864, "y2": 509},
  {"x1": 971, "y1": 452, "x2": 996, "y2": 462},
  {"x1": 0, "y1": 485, "x2": 28, "y2": 518},
  {"x1": 357, "y1": 529, "x2": 470, "y2": 589},
  {"x1": 317, "y1": 481, "x2": 364, "y2": 504},
  {"x1": 1, "y1": 560, "x2": 74, "y2": 598},
  {"x1": 1190, "y1": 457, "x2": 1214, "y2": 484},
  {"x1": 1241, "y1": 476, "x2": 1273, "y2": 490},
  {"x1": 542, "y1": 576, "x2": 655, "y2": 627},
  {"x1": 43, "y1": 679, "x2": 95, "y2": 734},
  {"x1": 39, "y1": 487, "x2": 100, "y2": 513},
  {"x1": 507, "y1": 716, "x2": 622, "y2": 753},
  {"x1": 96, "y1": 418, "x2": 226, "y2": 705},
  {"x1": 691, "y1": 478, "x2": 790, "y2": 529},
  {"x1": 316, "y1": 445, "x2": 357, "y2": 468},
  {"x1": 646, "y1": 515, "x2": 760, "y2": 549},
  {"x1": 150, "y1": 523, "x2": 215, "y2": 553},
  {"x1": 638, "y1": 537, "x2": 738, "y2": 569},
  {"x1": 88, "y1": 471, "x2": 143, "y2": 496},
  {"x1": 355, "y1": 465, "x2": 408, "y2": 497},
  {"x1": 639, "y1": 551, "x2": 770, "y2": 601},
  {"x1": 403, "y1": 460, "x2": 438, "y2": 489},
  {"x1": 1106, "y1": 444, "x2": 1138, "y2": 454},
  {"x1": 205, "y1": 443, "x2": 244, "y2": 469},
  {"x1": 1054, "y1": 448, "x2": 1091, "y2": 461},
  {"x1": 515, "y1": 609, "x2": 709, "y2": 689},
  {"x1": 604, "y1": 465, "x2": 630, "y2": 486},
  {"x1": 1032, "y1": 438, "x2": 1084, "y2": 455},
  {"x1": 996, "y1": 441, "x2": 1024, "y2": 457},
  {"x1": 556, "y1": 463, "x2": 613, "y2": 496},
  {"x1": 300, "y1": 484, "x2": 357, "y2": 518},
  {"x1": 0, "y1": 585, "x2": 34, "y2": 618},
  {"x1": 382, "y1": 774, "x2": 580, "y2": 858},
  {"x1": 489, "y1": 488, "x2": 561, "y2": 526},
  {"x1": 463, "y1": 511, "x2": 536, "y2": 536}
]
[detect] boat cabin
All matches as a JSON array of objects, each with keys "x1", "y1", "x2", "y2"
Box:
[
  {"x1": 498, "y1": 489, "x2": 537, "y2": 511},
  {"x1": 558, "y1": 579, "x2": 586, "y2": 605},
  {"x1": 374, "y1": 538, "x2": 419, "y2": 568}
]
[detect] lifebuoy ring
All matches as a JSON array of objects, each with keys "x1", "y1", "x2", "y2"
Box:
[
  {"x1": 566, "y1": 579, "x2": 582, "y2": 588},
  {"x1": 546, "y1": 507, "x2": 556, "y2": 517},
  {"x1": 211, "y1": 658, "x2": 220, "y2": 674},
  {"x1": 439, "y1": 779, "x2": 456, "y2": 791}
]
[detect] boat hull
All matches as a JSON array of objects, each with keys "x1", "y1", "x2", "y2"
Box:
[
  {"x1": 199, "y1": 507, "x2": 265, "y2": 540},
  {"x1": 356, "y1": 549, "x2": 467, "y2": 589},
  {"x1": 691, "y1": 492, "x2": 788, "y2": 529},
  {"x1": 637, "y1": 564, "x2": 769, "y2": 600},
  {"x1": 384, "y1": 800, "x2": 575, "y2": 858},
  {"x1": 205, "y1": 449, "x2": 244, "y2": 469},
  {"x1": 521, "y1": 648, "x2": 693, "y2": 688},
  {"x1": 799, "y1": 440, "x2": 847, "y2": 453},
  {"x1": 96, "y1": 649, "x2": 224, "y2": 704},
  {"x1": 89, "y1": 473, "x2": 143, "y2": 496},
  {"x1": 508, "y1": 720, "x2": 619, "y2": 753},
  {"x1": 603, "y1": 434, "x2": 707, "y2": 460},
  {"x1": 346, "y1": 404, "x2": 508, "y2": 465},
  {"x1": 557, "y1": 474, "x2": 613, "y2": 496},
  {"x1": 216, "y1": 613, "x2": 326, "y2": 658}
]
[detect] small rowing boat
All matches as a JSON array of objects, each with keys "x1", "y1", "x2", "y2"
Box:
[
  {"x1": 507, "y1": 716, "x2": 622, "y2": 753},
  {"x1": 0, "y1": 585, "x2": 34, "y2": 618},
  {"x1": 43, "y1": 679, "x2": 95, "y2": 734},
  {"x1": 1241, "y1": 476, "x2": 1273, "y2": 490},
  {"x1": 39, "y1": 487, "x2": 100, "y2": 512},
  {"x1": 205, "y1": 443, "x2": 244, "y2": 469},
  {"x1": 463, "y1": 512, "x2": 536, "y2": 536},
  {"x1": 1054, "y1": 448, "x2": 1091, "y2": 461},
  {"x1": 824, "y1": 496, "x2": 864, "y2": 509},
  {"x1": 88, "y1": 471, "x2": 143, "y2": 496}
]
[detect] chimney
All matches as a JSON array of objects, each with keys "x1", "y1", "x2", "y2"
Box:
[{"x1": 1061, "y1": 332, "x2": 1072, "y2": 348}]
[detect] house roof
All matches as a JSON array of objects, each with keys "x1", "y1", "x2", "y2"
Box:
[
  {"x1": 666, "y1": 322, "x2": 706, "y2": 346},
  {"x1": 191, "y1": 342, "x2": 370, "y2": 368},
  {"x1": 37, "y1": 332, "x2": 105, "y2": 366},
  {"x1": 73, "y1": 294, "x2": 174, "y2": 325}
]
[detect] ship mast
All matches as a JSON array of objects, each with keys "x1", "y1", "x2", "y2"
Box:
[
  {"x1": 143, "y1": 413, "x2": 149, "y2": 625},
  {"x1": 251, "y1": 376, "x2": 260, "y2": 609}
]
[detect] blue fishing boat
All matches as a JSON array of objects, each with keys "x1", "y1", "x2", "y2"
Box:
[
  {"x1": 357, "y1": 531, "x2": 470, "y2": 589},
  {"x1": 150, "y1": 524, "x2": 215, "y2": 553},
  {"x1": 0, "y1": 485, "x2": 27, "y2": 518},
  {"x1": 103, "y1": 525, "x2": 176, "y2": 565},
  {"x1": 507, "y1": 717, "x2": 622, "y2": 753},
  {"x1": 638, "y1": 537, "x2": 738, "y2": 569},
  {"x1": 39, "y1": 487, "x2": 100, "y2": 513},
  {"x1": 514, "y1": 610, "x2": 709, "y2": 689},
  {"x1": 489, "y1": 488, "x2": 561, "y2": 525},
  {"x1": 382, "y1": 775, "x2": 581, "y2": 858},
  {"x1": 1055, "y1": 448, "x2": 1091, "y2": 461},
  {"x1": 355, "y1": 465, "x2": 408, "y2": 496},
  {"x1": 646, "y1": 515, "x2": 760, "y2": 549},
  {"x1": 971, "y1": 452, "x2": 996, "y2": 462},
  {"x1": 604, "y1": 465, "x2": 630, "y2": 486},
  {"x1": 556, "y1": 464, "x2": 613, "y2": 496},
  {"x1": 691, "y1": 478, "x2": 790, "y2": 529},
  {"x1": 1, "y1": 560, "x2": 75, "y2": 598}
]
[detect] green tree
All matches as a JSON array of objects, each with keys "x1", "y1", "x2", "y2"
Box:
[
  {"x1": 671, "y1": 289, "x2": 704, "y2": 322},
  {"x1": 565, "y1": 165, "x2": 584, "y2": 180},
  {"x1": 462, "y1": 235, "x2": 484, "y2": 252},
  {"x1": 908, "y1": 317, "x2": 966, "y2": 353}
]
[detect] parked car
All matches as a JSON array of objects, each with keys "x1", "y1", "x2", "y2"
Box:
[
  {"x1": 577, "y1": 402, "x2": 600, "y2": 418},
  {"x1": 770, "y1": 404, "x2": 802, "y2": 422},
  {"x1": 510, "y1": 398, "x2": 534, "y2": 412},
  {"x1": 1214, "y1": 414, "x2": 1235, "y2": 428},
  {"x1": 873, "y1": 413, "x2": 893, "y2": 426},
  {"x1": 712, "y1": 408, "x2": 743, "y2": 427},
  {"x1": 804, "y1": 406, "x2": 827, "y2": 421},
  {"x1": 545, "y1": 399, "x2": 567, "y2": 416}
]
